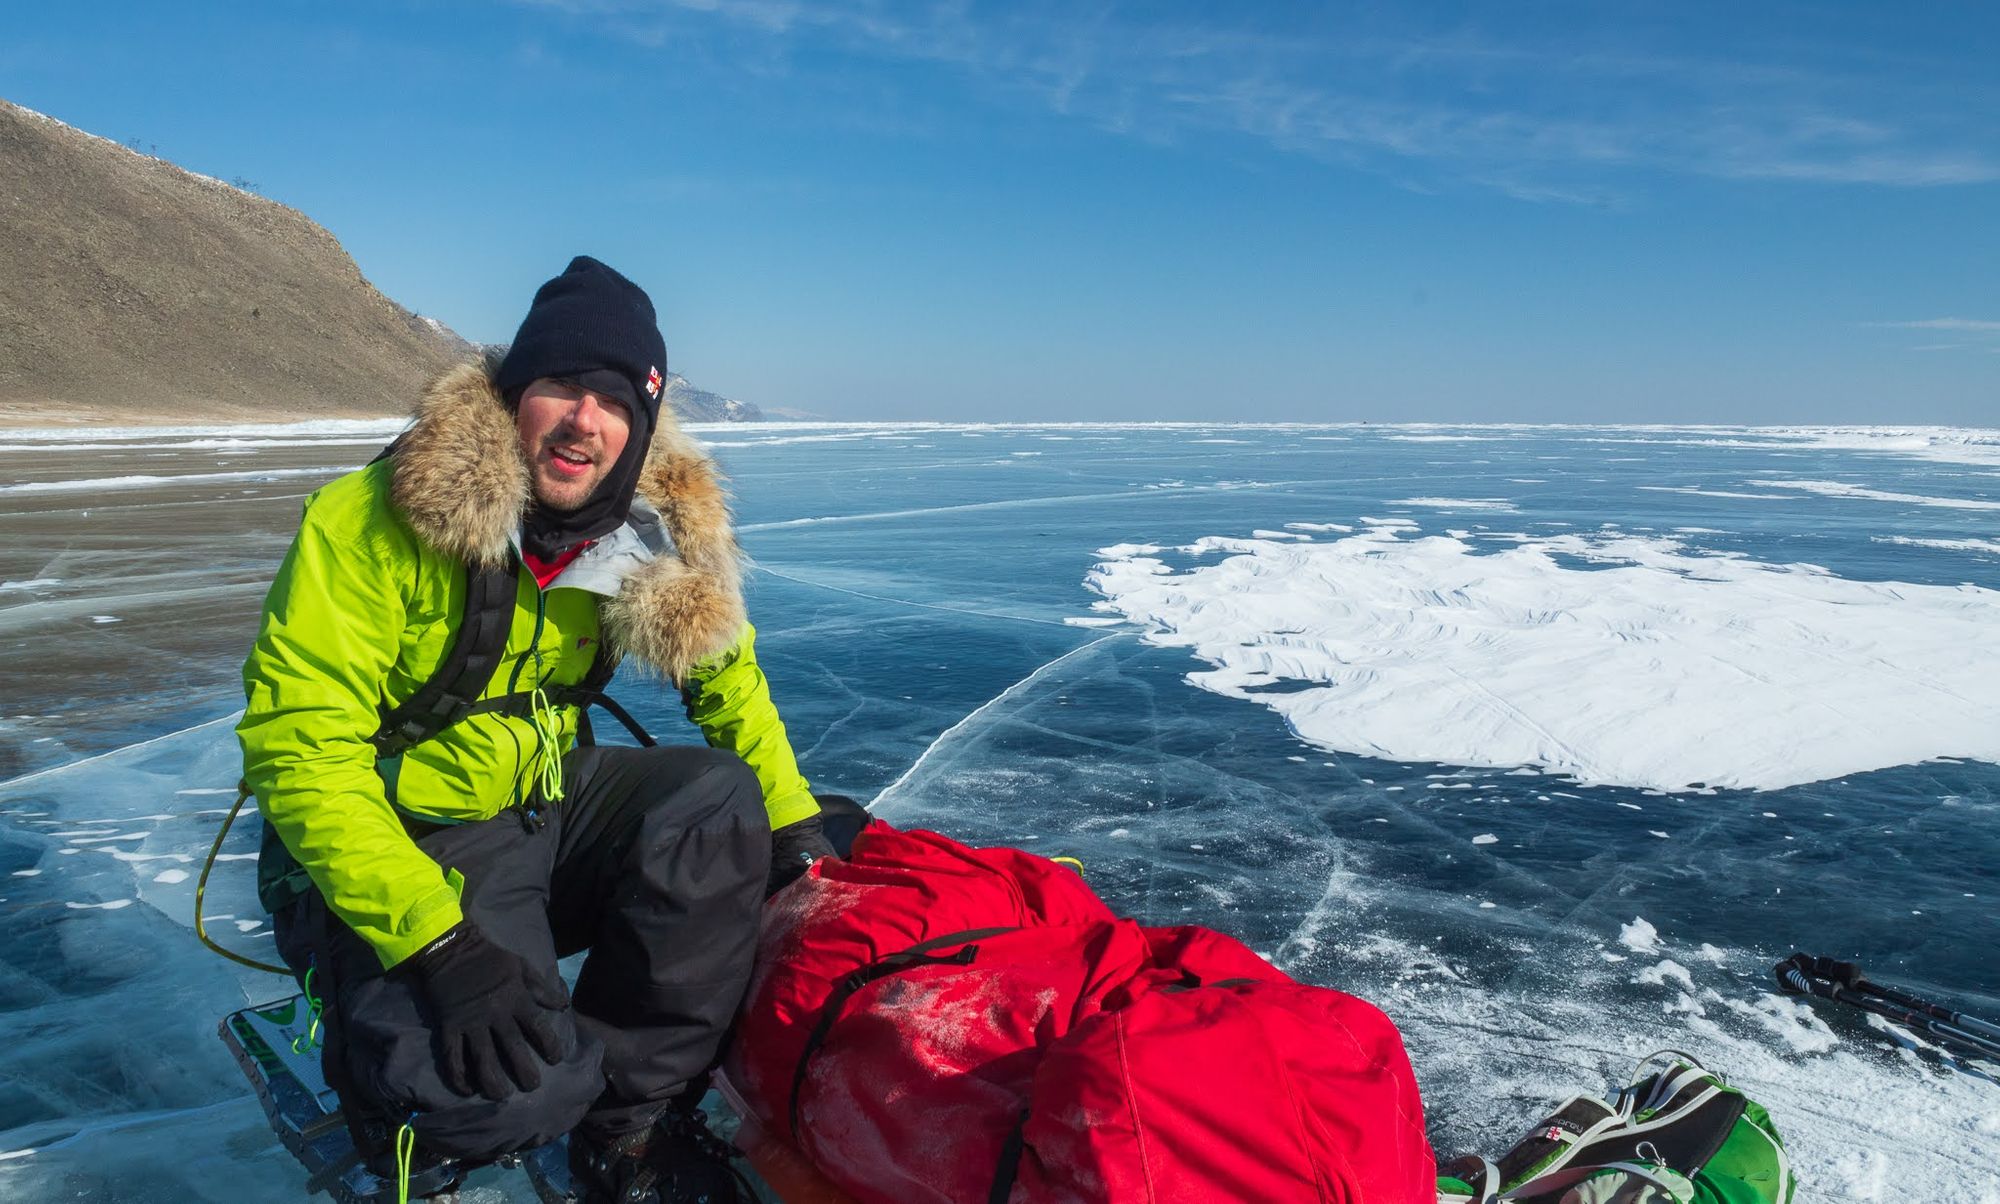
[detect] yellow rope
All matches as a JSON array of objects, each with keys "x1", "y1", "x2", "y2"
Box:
[
  {"x1": 288, "y1": 968, "x2": 324, "y2": 1054},
  {"x1": 194, "y1": 781, "x2": 291, "y2": 976},
  {"x1": 1049, "y1": 855, "x2": 1085, "y2": 875},
  {"x1": 395, "y1": 1122, "x2": 417, "y2": 1204},
  {"x1": 530, "y1": 686, "x2": 567, "y2": 803}
]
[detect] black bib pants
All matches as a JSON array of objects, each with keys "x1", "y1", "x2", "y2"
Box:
[{"x1": 275, "y1": 744, "x2": 771, "y2": 1164}]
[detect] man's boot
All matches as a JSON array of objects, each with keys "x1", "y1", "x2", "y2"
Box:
[{"x1": 569, "y1": 1105, "x2": 754, "y2": 1204}]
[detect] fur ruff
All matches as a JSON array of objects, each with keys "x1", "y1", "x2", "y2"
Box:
[{"x1": 392, "y1": 363, "x2": 745, "y2": 681}]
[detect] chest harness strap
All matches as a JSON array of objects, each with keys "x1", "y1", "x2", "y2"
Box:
[{"x1": 368, "y1": 560, "x2": 654, "y2": 760}]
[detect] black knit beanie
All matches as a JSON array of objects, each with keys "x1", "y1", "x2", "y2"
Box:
[
  {"x1": 494, "y1": 255, "x2": 668, "y2": 424},
  {"x1": 495, "y1": 256, "x2": 670, "y2": 557}
]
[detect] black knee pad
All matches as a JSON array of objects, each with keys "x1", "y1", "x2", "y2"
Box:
[
  {"x1": 404, "y1": 1041, "x2": 606, "y2": 1164},
  {"x1": 681, "y1": 751, "x2": 766, "y2": 836},
  {"x1": 814, "y1": 793, "x2": 870, "y2": 857}
]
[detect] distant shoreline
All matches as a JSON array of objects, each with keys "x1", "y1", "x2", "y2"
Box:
[{"x1": 0, "y1": 399, "x2": 404, "y2": 430}]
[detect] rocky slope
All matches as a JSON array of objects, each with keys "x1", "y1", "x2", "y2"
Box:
[
  {"x1": 663, "y1": 370, "x2": 761, "y2": 422},
  {"x1": 0, "y1": 99, "x2": 470, "y2": 425},
  {"x1": 0, "y1": 100, "x2": 762, "y2": 425}
]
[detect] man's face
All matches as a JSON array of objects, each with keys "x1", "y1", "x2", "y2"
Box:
[{"x1": 515, "y1": 377, "x2": 634, "y2": 510}]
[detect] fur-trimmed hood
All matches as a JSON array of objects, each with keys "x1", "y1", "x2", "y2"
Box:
[{"x1": 388, "y1": 361, "x2": 744, "y2": 681}]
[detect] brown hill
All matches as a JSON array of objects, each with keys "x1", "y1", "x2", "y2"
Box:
[{"x1": 0, "y1": 99, "x2": 467, "y2": 426}]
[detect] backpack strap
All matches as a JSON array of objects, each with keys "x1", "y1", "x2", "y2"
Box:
[
  {"x1": 983, "y1": 969, "x2": 1273, "y2": 1201},
  {"x1": 369, "y1": 560, "x2": 520, "y2": 759},
  {"x1": 567, "y1": 645, "x2": 651, "y2": 747},
  {"x1": 787, "y1": 927, "x2": 1020, "y2": 1142},
  {"x1": 1436, "y1": 1156, "x2": 1502, "y2": 1204},
  {"x1": 1628, "y1": 1053, "x2": 1714, "y2": 1115},
  {"x1": 461, "y1": 679, "x2": 657, "y2": 748},
  {"x1": 1498, "y1": 1073, "x2": 1743, "y2": 1202},
  {"x1": 987, "y1": 1109, "x2": 1032, "y2": 1204},
  {"x1": 1488, "y1": 1093, "x2": 1625, "y2": 1191}
]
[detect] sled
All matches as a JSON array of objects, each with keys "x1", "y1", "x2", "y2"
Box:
[
  {"x1": 220, "y1": 995, "x2": 772, "y2": 1203},
  {"x1": 221, "y1": 994, "x2": 582, "y2": 1202},
  {"x1": 219, "y1": 994, "x2": 470, "y2": 1202}
]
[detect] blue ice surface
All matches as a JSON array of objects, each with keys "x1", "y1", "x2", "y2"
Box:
[{"x1": 1, "y1": 423, "x2": 1996, "y2": 1199}]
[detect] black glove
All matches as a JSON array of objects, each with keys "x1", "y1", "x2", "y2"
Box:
[
  {"x1": 399, "y1": 922, "x2": 571, "y2": 1101},
  {"x1": 766, "y1": 813, "x2": 838, "y2": 898}
]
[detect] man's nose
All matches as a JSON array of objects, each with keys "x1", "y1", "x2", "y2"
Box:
[{"x1": 567, "y1": 393, "x2": 613, "y2": 433}]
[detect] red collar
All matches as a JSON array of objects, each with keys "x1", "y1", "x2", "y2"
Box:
[{"x1": 521, "y1": 541, "x2": 593, "y2": 588}]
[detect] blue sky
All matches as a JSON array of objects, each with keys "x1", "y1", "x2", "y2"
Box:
[{"x1": 6, "y1": 2, "x2": 1996, "y2": 421}]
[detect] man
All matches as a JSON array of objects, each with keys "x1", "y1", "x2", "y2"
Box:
[{"x1": 239, "y1": 256, "x2": 834, "y2": 1203}]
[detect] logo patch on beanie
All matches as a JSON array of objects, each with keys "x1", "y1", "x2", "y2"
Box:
[{"x1": 645, "y1": 366, "x2": 663, "y2": 400}]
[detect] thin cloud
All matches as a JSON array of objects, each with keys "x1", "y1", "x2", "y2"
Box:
[
  {"x1": 1871, "y1": 318, "x2": 2000, "y2": 355},
  {"x1": 517, "y1": 1, "x2": 2000, "y2": 200},
  {"x1": 1874, "y1": 318, "x2": 2000, "y2": 332},
  {"x1": 1712, "y1": 155, "x2": 2000, "y2": 186}
]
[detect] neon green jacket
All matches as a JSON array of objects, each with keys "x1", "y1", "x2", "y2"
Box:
[{"x1": 239, "y1": 364, "x2": 817, "y2": 969}]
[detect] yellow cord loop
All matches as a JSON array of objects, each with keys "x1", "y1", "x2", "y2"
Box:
[
  {"x1": 530, "y1": 686, "x2": 566, "y2": 803},
  {"x1": 289, "y1": 968, "x2": 325, "y2": 1055},
  {"x1": 1050, "y1": 855, "x2": 1086, "y2": 876},
  {"x1": 194, "y1": 781, "x2": 291, "y2": 977},
  {"x1": 395, "y1": 1121, "x2": 417, "y2": 1204}
]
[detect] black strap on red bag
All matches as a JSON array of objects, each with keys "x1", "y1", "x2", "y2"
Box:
[
  {"x1": 787, "y1": 927, "x2": 1020, "y2": 1142},
  {"x1": 987, "y1": 1109, "x2": 1031, "y2": 1204},
  {"x1": 983, "y1": 969, "x2": 1261, "y2": 1203}
]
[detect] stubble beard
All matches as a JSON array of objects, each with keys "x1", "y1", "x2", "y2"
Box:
[{"x1": 531, "y1": 455, "x2": 609, "y2": 511}]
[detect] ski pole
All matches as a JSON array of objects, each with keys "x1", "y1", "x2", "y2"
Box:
[
  {"x1": 1847, "y1": 976, "x2": 2000, "y2": 1046},
  {"x1": 1780, "y1": 967, "x2": 2000, "y2": 1061},
  {"x1": 1776, "y1": 959, "x2": 2000, "y2": 1063},
  {"x1": 1778, "y1": 953, "x2": 2000, "y2": 1045}
]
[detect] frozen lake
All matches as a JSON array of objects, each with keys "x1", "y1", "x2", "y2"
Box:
[{"x1": 2, "y1": 419, "x2": 1997, "y2": 1200}]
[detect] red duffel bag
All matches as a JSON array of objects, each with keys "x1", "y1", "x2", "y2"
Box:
[{"x1": 725, "y1": 821, "x2": 1435, "y2": 1203}]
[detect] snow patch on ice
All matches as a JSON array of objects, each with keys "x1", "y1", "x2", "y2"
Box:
[
  {"x1": 1637, "y1": 485, "x2": 1798, "y2": 500},
  {"x1": 1720, "y1": 991, "x2": 1838, "y2": 1055},
  {"x1": 5, "y1": 418, "x2": 404, "y2": 444},
  {"x1": 0, "y1": 466, "x2": 358, "y2": 495},
  {"x1": 1875, "y1": 535, "x2": 2000, "y2": 555},
  {"x1": 1619, "y1": 917, "x2": 1661, "y2": 954},
  {"x1": 1636, "y1": 959, "x2": 1695, "y2": 992},
  {"x1": 1085, "y1": 525, "x2": 2000, "y2": 792},
  {"x1": 1750, "y1": 478, "x2": 2000, "y2": 511},
  {"x1": 1732, "y1": 424, "x2": 2000, "y2": 469},
  {"x1": 1390, "y1": 497, "x2": 1520, "y2": 512}
]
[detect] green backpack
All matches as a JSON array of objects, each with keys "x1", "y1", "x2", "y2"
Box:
[{"x1": 1437, "y1": 1051, "x2": 1796, "y2": 1204}]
